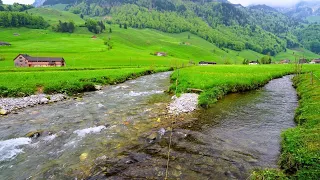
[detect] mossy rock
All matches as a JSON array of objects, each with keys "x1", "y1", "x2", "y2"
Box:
[{"x1": 26, "y1": 130, "x2": 44, "y2": 138}]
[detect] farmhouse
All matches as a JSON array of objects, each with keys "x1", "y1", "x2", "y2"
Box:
[
  {"x1": 280, "y1": 59, "x2": 290, "y2": 64},
  {"x1": 199, "y1": 61, "x2": 217, "y2": 65},
  {"x1": 0, "y1": 42, "x2": 11, "y2": 46},
  {"x1": 299, "y1": 59, "x2": 308, "y2": 64},
  {"x1": 310, "y1": 59, "x2": 320, "y2": 64},
  {"x1": 14, "y1": 54, "x2": 65, "y2": 67},
  {"x1": 155, "y1": 52, "x2": 167, "y2": 56},
  {"x1": 249, "y1": 61, "x2": 259, "y2": 65}
]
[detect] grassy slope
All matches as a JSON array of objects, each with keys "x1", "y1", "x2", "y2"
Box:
[
  {"x1": 27, "y1": 8, "x2": 85, "y2": 25},
  {"x1": 274, "y1": 48, "x2": 319, "y2": 62},
  {"x1": 0, "y1": 25, "x2": 258, "y2": 69},
  {"x1": 170, "y1": 65, "x2": 294, "y2": 107}
]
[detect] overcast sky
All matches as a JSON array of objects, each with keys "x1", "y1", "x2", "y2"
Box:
[
  {"x1": 3, "y1": 0, "x2": 34, "y2": 5},
  {"x1": 2, "y1": 0, "x2": 318, "y2": 7},
  {"x1": 229, "y1": 0, "x2": 316, "y2": 7}
]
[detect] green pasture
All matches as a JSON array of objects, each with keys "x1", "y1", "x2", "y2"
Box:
[
  {"x1": 0, "y1": 67, "x2": 170, "y2": 97},
  {"x1": 170, "y1": 65, "x2": 295, "y2": 106}
]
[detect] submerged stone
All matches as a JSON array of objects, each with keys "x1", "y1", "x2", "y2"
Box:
[{"x1": 0, "y1": 108, "x2": 8, "y2": 115}]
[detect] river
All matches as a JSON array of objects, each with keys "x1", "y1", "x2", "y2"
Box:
[{"x1": 0, "y1": 73, "x2": 297, "y2": 180}]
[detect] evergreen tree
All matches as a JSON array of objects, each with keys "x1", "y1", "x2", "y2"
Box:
[{"x1": 109, "y1": 28, "x2": 112, "y2": 33}]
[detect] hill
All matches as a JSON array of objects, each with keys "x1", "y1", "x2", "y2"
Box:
[
  {"x1": 0, "y1": 25, "x2": 257, "y2": 68},
  {"x1": 27, "y1": 8, "x2": 85, "y2": 25}
]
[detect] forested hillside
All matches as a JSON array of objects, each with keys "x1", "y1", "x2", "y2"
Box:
[{"x1": 7, "y1": 0, "x2": 320, "y2": 56}]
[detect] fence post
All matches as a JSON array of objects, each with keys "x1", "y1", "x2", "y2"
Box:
[{"x1": 311, "y1": 71, "x2": 313, "y2": 85}]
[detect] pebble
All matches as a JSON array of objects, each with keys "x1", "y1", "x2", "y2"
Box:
[
  {"x1": 0, "y1": 94, "x2": 66, "y2": 115},
  {"x1": 167, "y1": 93, "x2": 199, "y2": 115}
]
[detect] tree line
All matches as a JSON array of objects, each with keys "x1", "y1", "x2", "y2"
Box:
[
  {"x1": 0, "y1": 11, "x2": 48, "y2": 29},
  {"x1": 0, "y1": 3, "x2": 34, "y2": 12}
]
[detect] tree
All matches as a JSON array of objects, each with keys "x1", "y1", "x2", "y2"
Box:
[
  {"x1": 124, "y1": 23, "x2": 127, "y2": 29},
  {"x1": 80, "y1": 14, "x2": 84, "y2": 19},
  {"x1": 109, "y1": 28, "x2": 112, "y2": 33},
  {"x1": 0, "y1": 0, "x2": 3, "y2": 5},
  {"x1": 188, "y1": 34, "x2": 190, "y2": 39},
  {"x1": 119, "y1": 24, "x2": 122, "y2": 28}
]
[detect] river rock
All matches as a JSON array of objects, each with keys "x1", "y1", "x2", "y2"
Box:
[
  {"x1": 94, "y1": 85, "x2": 103, "y2": 91},
  {"x1": 0, "y1": 108, "x2": 8, "y2": 115},
  {"x1": 0, "y1": 93, "x2": 66, "y2": 115},
  {"x1": 40, "y1": 98, "x2": 49, "y2": 104},
  {"x1": 26, "y1": 130, "x2": 44, "y2": 138},
  {"x1": 168, "y1": 93, "x2": 199, "y2": 115}
]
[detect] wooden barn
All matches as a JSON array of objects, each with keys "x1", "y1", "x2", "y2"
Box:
[
  {"x1": 310, "y1": 59, "x2": 320, "y2": 64},
  {"x1": 199, "y1": 61, "x2": 217, "y2": 65},
  {"x1": 14, "y1": 54, "x2": 65, "y2": 67},
  {"x1": 280, "y1": 59, "x2": 290, "y2": 64}
]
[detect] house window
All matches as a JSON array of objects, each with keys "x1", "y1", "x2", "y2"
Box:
[{"x1": 19, "y1": 57, "x2": 22, "y2": 59}]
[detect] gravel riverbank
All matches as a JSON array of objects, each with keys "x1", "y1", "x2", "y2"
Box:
[
  {"x1": 0, "y1": 94, "x2": 67, "y2": 115},
  {"x1": 167, "y1": 93, "x2": 199, "y2": 115}
]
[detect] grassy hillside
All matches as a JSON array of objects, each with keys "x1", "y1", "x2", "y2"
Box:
[
  {"x1": 274, "y1": 48, "x2": 319, "y2": 62},
  {"x1": 27, "y1": 8, "x2": 85, "y2": 25},
  {"x1": 0, "y1": 25, "x2": 261, "y2": 68}
]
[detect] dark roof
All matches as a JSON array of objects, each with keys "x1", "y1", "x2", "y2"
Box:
[
  {"x1": 14, "y1": 54, "x2": 64, "y2": 62},
  {"x1": 199, "y1": 61, "x2": 217, "y2": 64},
  {"x1": 0, "y1": 41, "x2": 11, "y2": 45}
]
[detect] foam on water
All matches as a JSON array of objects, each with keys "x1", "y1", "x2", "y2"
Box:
[
  {"x1": 128, "y1": 90, "x2": 163, "y2": 97},
  {"x1": 73, "y1": 126, "x2": 107, "y2": 137},
  {"x1": 0, "y1": 137, "x2": 32, "y2": 162},
  {"x1": 42, "y1": 134, "x2": 57, "y2": 142}
]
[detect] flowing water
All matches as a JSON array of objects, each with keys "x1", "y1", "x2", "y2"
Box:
[
  {"x1": 0, "y1": 72, "x2": 172, "y2": 179},
  {"x1": 0, "y1": 74, "x2": 297, "y2": 180},
  {"x1": 89, "y1": 75, "x2": 298, "y2": 179}
]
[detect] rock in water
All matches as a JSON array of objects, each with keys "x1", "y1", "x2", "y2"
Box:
[
  {"x1": 168, "y1": 93, "x2": 199, "y2": 115},
  {"x1": 40, "y1": 98, "x2": 48, "y2": 104},
  {"x1": 94, "y1": 85, "x2": 103, "y2": 91},
  {"x1": 0, "y1": 109, "x2": 8, "y2": 115}
]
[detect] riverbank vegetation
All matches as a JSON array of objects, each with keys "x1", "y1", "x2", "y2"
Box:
[
  {"x1": 0, "y1": 67, "x2": 170, "y2": 97},
  {"x1": 170, "y1": 65, "x2": 320, "y2": 179},
  {"x1": 253, "y1": 66, "x2": 320, "y2": 179},
  {"x1": 170, "y1": 65, "x2": 294, "y2": 107},
  {"x1": 278, "y1": 68, "x2": 319, "y2": 179}
]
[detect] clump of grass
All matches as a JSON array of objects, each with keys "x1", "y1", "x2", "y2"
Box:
[
  {"x1": 251, "y1": 169, "x2": 288, "y2": 180},
  {"x1": 170, "y1": 65, "x2": 294, "y2": 107}
]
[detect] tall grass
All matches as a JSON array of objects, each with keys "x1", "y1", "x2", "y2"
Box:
[
  {"x1": 170, "y1": 65, "x2": 294, "y2": 107},
  {"x1": 0, "y1": 67, "x2": 170, "y2": 97}
]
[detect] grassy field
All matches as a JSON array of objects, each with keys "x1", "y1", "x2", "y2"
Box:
[
  {"x1": 170, "y1": 65, "x2": 295, "y2": 107},
  {"x1": 27, "y1": 8, "x2": 85, "y2": 25},
  {"x1": 0, "y1": 67, "x2": 170, "y2": 97}
]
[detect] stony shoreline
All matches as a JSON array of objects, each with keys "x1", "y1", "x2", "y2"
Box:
[
  {"x1": 167, "y1": 93, "x2": 199, "y2": 115},
  {"x1": 0, "y1": 94, "x2": 67, "y2": 115}
]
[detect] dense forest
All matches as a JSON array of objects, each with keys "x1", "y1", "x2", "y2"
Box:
[
  {"x1": 294, "y1": 24, "x2": 320, "y2": 54},
  {"x1": 0, "y1": 11, "x2": 48, "y2": 28},
  {"x1": 0, "y1": 3, "x2": 34, "y2": 12}
]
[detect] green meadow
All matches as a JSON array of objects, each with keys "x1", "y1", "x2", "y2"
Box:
[
  {"x1": 0, "y1": 67, "x2": 170, "y2": 97},
  {"x1": 170, "y1": 65, "x2": 295, "y2": 107}
]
